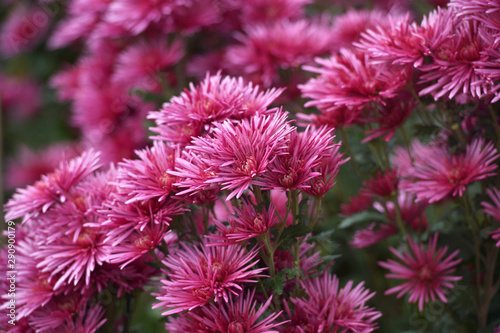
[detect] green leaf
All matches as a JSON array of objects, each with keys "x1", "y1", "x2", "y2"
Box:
[
  {"x1": 277, "y1": 223, "x2": 312, "y2": 250},
  {"x1": 338, "y1": 211, "x2": 385, "y2": 229}
]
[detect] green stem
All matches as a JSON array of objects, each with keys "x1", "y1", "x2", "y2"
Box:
[
  {"x1": 338, "y1": 127, "x2": 363, "y2": 177},
  {"x1": 310, "y1": 196, "x2": 323, "y2": 230},
  {"x1": 290, "y1": 190, "x2": 301, "y2": 273},
  {"x1": 391, "y1": 194, "x2": 408, "y2": 238},
  {"x1": 488, "y1": 104, "x2": 500, "y2": 148},
  {"x1": 479, "y1": 245, "x2": 499, "y2": 330},
  {"x1": 399, "y1": 126, "x2": 413, "y2": 162},
  {"x1": 262, "y1": 232, "x2": 276, "y2": 278}
]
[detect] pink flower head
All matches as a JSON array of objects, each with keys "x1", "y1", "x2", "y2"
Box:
[
  {"x1": 299, "y1": 49, "x2": 410, "y2": 115},
  {"x1": 350, "y1": 223, "x2": 398, "y2": 248},
  {"x1": 4, "y1": 149, "x2": 102, "y2": 222},
  {"x1": 332, "y1": 9, "x2": 391, "y2": 51},
  {"x1": 340, "y1": 193, "x2": 373, "y2": 217},
  {"x1": 166, "y1": 290, "x2": 286, "y2": 333},
  {"x1": 153, "y1": 242, "x2": 267, "y2": 315},
  {"x1": 187, "y1": 110, "x2": 293, "y2": 200},
  {"x1": 297, "y1": 105, "x2": 362, "y2": 129},
  {"x1": 112, "y1": 38, "x2": 184, "y2": 93},
  {"x1": 397, "y1": 138, "x2": 498, "y2": 203},
  {"x1": 207, "y1": 198, "x2": 280, "y2": 245},
  {"x1": 361, "y1": 96, "x2": 417, "y2": 143},
  {"x1": 418, "y1": 14, "x2": 493, "y2": 100},
  {"x1": 302, "y1": 144, "x2": 348, "y2": 198},
  {"x1": 379, "y1": 234, "x2": 462, "y2": 311},
  {"x1": 225, "y1": 17, "x2": 335, "y2": 86},
  {"x1": 451, "y1": 0, "x2": 500, "y2": 40},
  {"x1": 376, "y1": 192, "x2": 429, "y2": 232},
  {"x1": 361, "y1": 168, "x2": 400, "y2": 198},
  {"x1": 291, "y1": 271, "x2": 381, "y2": 332},
  {"x1": 114, "y1": 141, "x2": 179, "y2": 204},
  {"x1": 168, "y1": 150, "x2": 221, "y2": 204},
  {"x1": 0, "y1": 72, "x2": 41, "y2": 120},
  {"x1": 0, "y1": 4, "x2": 50, "y2": 57},
  {"x1": 240, "y1": 0, "x2": 312, "y2": 24},
  {"x1": 261, "y1": 126, "x2": 335, "y2": 191},
  {"x1": 148, "y1": 72, "x2": 284, "y2": 144}
]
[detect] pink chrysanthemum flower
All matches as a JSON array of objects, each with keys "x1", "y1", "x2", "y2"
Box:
[
  {"x1": 291, "y1": 271, "x2": 381, "y2": 332},
  {"x1": 0, "y1": 72, "x2": 41, "y2": 120},
  {"x1": 153, "y1": 242, "x2": 267, "y2": 315},
  {"x1": 451, "y1": 0, "x2": 500, "y2": 41},
  {"x1": 4, "y1": 149, "x2": 102, "y2": 222},
  {"x1": 186, "y1": 110, "x2": 293, "y2": 200},
  {"x1": 297, "y1": 105, "x2": 362, "y2": 129},
  {"x1": 302, "y1": 144, "x2": 348, "y2": 198},
  {"x1": 261, "y1": 126, "x2": 334, "y2": 191},
  {"x1": 379, "y1": 234, "x2": 462, "y2": 311},
  {"x1": 482, "y1": 187, "x2": 500, "y2": 246},
  {"x1": 166, "y1": 290, "x2": 286, "y2": 333},
  {"x1": 240, "y1": 0, "x2": 312, "y2": 24},
  {"x1": 112, "y1": 38, "x2": 184, "y2": 93},
  {"x1": 225, "y1": 18, "x2": 335, "y2": 86},
  {"x1": 396, "y1": 138, "x2": 498, "y2": 203},
  {"x1": 361, "y1": 168, "x2": 399, "y2": 198},
  {"x1": 361, "y1": 97, "x2": 416, "y2": 143},
  {"x1": 332, "y1": 9, "x2": 390, "y2": 51},
  {"x1": 114, "y1": 141, "x2": 179, "y2": 204},
  {"x1": 0, "y1": 4, "x2": 50, "y2": 57},
  {"x1": 299, "y1": 49, "x2": 410, "y2": 115},
  {"x1": 350, "y1": 223, "x2": 398, "y2": 248},
  {"x1": 207, "y1": 198, "x2": 280, "y2": 245},
  {"x1": 340, "y1": 193, "x2": 373, "y2": 217},
  {"x1": 148, "y1": 72, "x2": 284, "y2": 144},
  {"x1": 418, "y1": 15, "x2": 493, "y2": 100}
]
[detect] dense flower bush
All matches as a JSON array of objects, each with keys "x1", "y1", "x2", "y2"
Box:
[{"x1": 2, "y1": 0, "x2": 500, "y2": 332}]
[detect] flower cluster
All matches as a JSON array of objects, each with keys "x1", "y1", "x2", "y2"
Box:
[{"x1": 3, "y1": 0, "x2": 500, "y2": 332}]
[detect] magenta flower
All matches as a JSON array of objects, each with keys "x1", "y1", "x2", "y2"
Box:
[
  {"x1": 300, "y1": 49, "x2": 410, "y2": 115},
  {"x1": 396, "y1": 138, "x2": 498, "y2": 203},
  {"x1": 112, "y1": 38, "x2": 184, "y2": 93},
  {"x1": 4, "y1": 149, "x2": 102, "y2": 222},
  {"x1": 153, "y1": 242, "x2": 267, "y2": 315},
  {"x1": 166, "y1": 290, "x2": 286, "y2": 333},
  {"x1": 148, "y1": 72, "x2": 284, "y2": 143},
  {"x1": 379, "y1": 234, "x2": 462, "y2": 311},
  {"x1": 340, "y1": 193, "x2": 373, "y2": 217},
  {"x1": 350, "y1": 223, "x2": 398, "y2": 248},
  {"x1": 361, "y1": 168, "x2": 399, "y2": 198},
  {"x1": 291, "y1": 271, "x2": 381, "y2": 332},
  {"x1": 302, "y1": 144, "x2": 348, "y2": 198},
  {"x1": 225, "y1": 18, "x2": 335, "y2": 86},
  {"x1": 187, "y1": 110, "x2": 293, "y2": 200},
  {"x1": 207, "y1": 198, "x2": 280, "y2": 245},
  {"x1": 240, "y1": 0, "x2": 312, "y2": 24},
  {"x1": 114, "y1": 141, "x2": 179, "y2": 204},
  {"x1": 261, "y1": 126, "x2": 334, "y2": 191},
  {"x1": 418, "y1": 15, "x2": 492, "y2": 100}
]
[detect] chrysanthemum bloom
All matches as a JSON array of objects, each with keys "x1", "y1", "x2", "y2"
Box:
[
  {"x1": 331, "y1": 9, "x2": 390, "y2": 51},
  {"x1": 225, "y1": 18, "x2": 336, "y2": 86},
  {"x1": 261, "y1": 126, "x2": 334, "y2": 191},
  {"x1": 153, "y1": 242, "x2": 267, "y2": 315},
  {"x1": 240, "y1": 0, "x2": 312, "y2": 24},
  {"x1": 396, "y1": 138, "x2": 498, "y2": 203},
  {"x1": 350, "y1": 223, "x2": 398, "y2": 248},
  {"x1": 451, "y1": 0, "x2": 500, "y2": 41},
  {"x1": 0, "y1": 4, "x2": 50, "y2": 57},
  {"x1": 379, "y1": 234, "x2": 462, "y2": 311},
  {"x1": 361, "y1": 97, "x2": 417, "y2": 143},
  {"x1": 361, "y1": 168, "x2": 399, "y2": 198},
  {"x1": 166, "y1": 290, "x2": 286, "y2": 333},
  {"x1": 355, "y1": 10, "x2": 455, "y2": 68},
  {"x1": 297, "y1": 105, "x2": 363, "y2": 130},
  {"x1": 112, "y1": 38, "x2": 184, "y2": 93},
  {"x1": 302, "y1": 144, "x2": 348, "y2": 198},
  {"x1": 207, "y1": 198, "x2": 280, "y2": 245},
  {"x1": 418, "y1": 16, "x2": 493, "y2": 100},
  {"x1": 299, "y1": 49, "x2": 410, "y2": 116},
  {"x1": 291, "y1": 272, "x2": 381, "y2": 332},
  {"x1": 114, "y1": 141, "x2": 179, "y2": 204},
  {"x1": 482, "y1": 187, "x2": 500, "y2": 246},
  {"x1": 0, "y1": 72, "x2": 41, "y2": 120},
  {"x1": 148, "y1": 72, "x2": 284, "y2": 144},
  {"x1": 340, "y1": 193, "x2": 373, "y2": 217},
  {"x1": 187, "y1": 110, "x2": 293, "y2": 200},
  {"x1": 4, "y1": 149, "x2": 102, "y2": 222}
]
